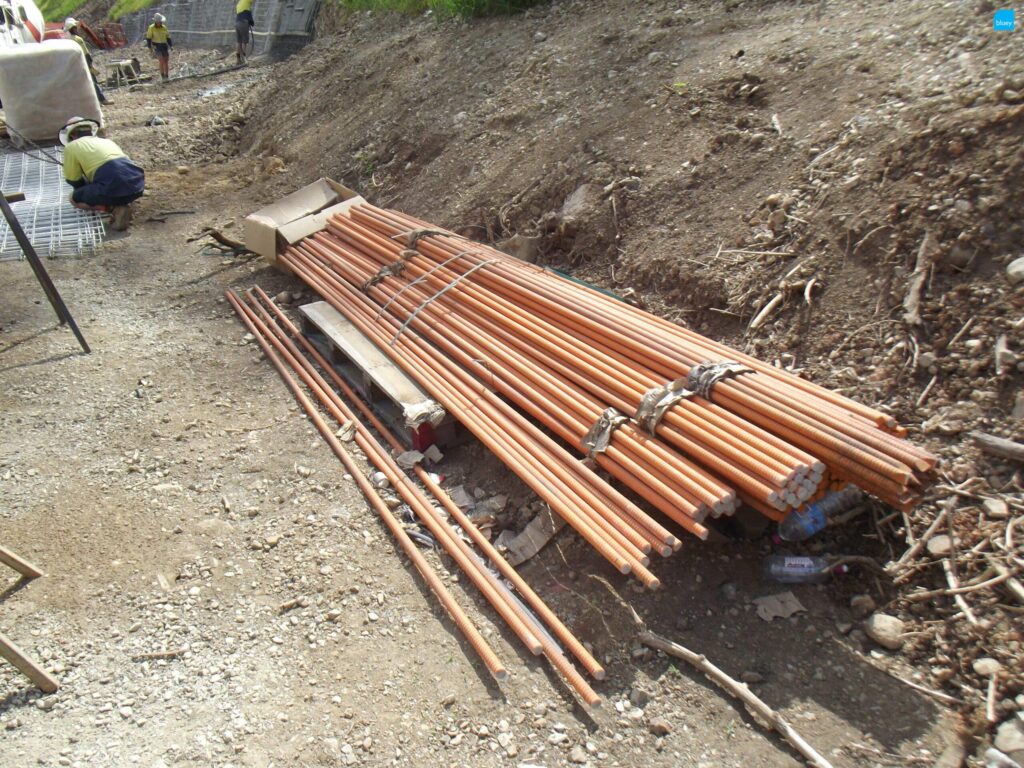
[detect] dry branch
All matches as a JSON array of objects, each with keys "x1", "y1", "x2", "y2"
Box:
[
  {"x1": 902, "y1": 231, "x2": 937, "y2": 326},
  {"x1": 640, "y1": 631, "x2": 835, "y2": 768},
  {"x1": 970, "y1": 431, "x2": 1024, "y2": 463}
]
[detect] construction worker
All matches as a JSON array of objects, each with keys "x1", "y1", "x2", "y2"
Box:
[
  {"x1": 59, "y1": 117, "x2": 145, "y2": 231},
  {"x1": 64, "y1": 17, "x2": 110, "y2": 105},
  {"x1": 144, "y1": 13, "x2": 172, "y2": 82},
  {"x1": 235, "y1": 0, "x2": 255, "y2": 65}
]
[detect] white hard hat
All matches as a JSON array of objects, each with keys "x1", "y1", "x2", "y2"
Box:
[
  {"x1": 58, "y1": 117, "x2": 100, "y2": 146},
  {"x1": 154, "y1": 13, "x2": 165, "y2": 23},
  {"x1": 63, "y1": 17, "x2": 77, "y2": 32}
]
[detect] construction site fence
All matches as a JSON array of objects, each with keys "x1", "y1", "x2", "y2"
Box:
[{"x1": 119, "y1": 0, "x2": 322, "y2": 60}]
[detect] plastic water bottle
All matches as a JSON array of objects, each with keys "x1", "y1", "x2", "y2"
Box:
[
  {"x1": 776, "y1": 487, "x2": 861, "y2": 542},
  {"x1": 763, "y1": 555, "x2": 846, "y2": 584}
]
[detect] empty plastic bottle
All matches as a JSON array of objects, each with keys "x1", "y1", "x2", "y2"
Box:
[
  {"x1": 763, "y1": 555, "x2": 847, "y2": 584},
  {"x1": 776, "y1": 487, "x2": 862, "y2": 542}
]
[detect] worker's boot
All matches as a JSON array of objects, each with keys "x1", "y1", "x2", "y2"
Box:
[{"x1": 110, "y1": 205, "x2": 133, "y2": 231}]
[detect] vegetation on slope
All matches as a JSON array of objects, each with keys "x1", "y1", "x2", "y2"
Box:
[{"x1": 335, "y1": 0, "x2": 545, "y2": 16}]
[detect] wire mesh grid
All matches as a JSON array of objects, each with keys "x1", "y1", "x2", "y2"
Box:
[{"x1": 0, "y1": 148, "x2": 106, "y2": 262}]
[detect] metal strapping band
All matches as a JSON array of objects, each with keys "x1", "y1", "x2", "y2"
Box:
[
  {"x1": 377, "y1": 250, "x2": 476, "y2": 319},
  {"x1": 633, "y1": 378, "x2": 695, "y2": 434},
  {"x1": 580, "y1": 408, "x2": 629, "y2": 458},
  {"x1": 686, "y1": 361, "x2": 753, "y2": 399},
  {"x1": 390, "y1": 227, "x2": 452, "y2": 250},
  {"x1": 361, "y1": 260, "x2": 406, "y2": 293},
  {"x1": 390, "y1": 260, "x2": 497, "y2": 345}
]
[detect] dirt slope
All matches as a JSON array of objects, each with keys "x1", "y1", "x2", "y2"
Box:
[
  {"x1": 241, "y1": 0, "x2": 1024, "y2": 717},
  {"x1": 1, "y1": 1, "x2": 1023, "y2": 766}
]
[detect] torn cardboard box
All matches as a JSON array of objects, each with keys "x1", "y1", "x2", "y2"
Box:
[{"x1": 245, "y1": 178, "x2": 365, "y2": 269}]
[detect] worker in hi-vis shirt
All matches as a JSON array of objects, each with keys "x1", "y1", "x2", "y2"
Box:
[
  {"x1": 59, "y1": 117, "x2": 145, "y2": 231},
  {"x1": 145, "y1": 13, "x2": 172, "y2": 82},
  {"x1": 235, "y1": 0, "x2": 255, "y2": 65},
  {"x1": 64, "y1": 18, "x2": 110, "y2": 105}
]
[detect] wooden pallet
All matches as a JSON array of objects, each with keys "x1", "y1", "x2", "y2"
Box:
[{"x1": 299, "y1": 301, "x2": 462, "y2": 449}]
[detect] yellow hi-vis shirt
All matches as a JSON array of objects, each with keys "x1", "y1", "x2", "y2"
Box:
[
  {"x1": 236, "y1": 0, "x2": 253, "y2": 12},
  {"x1": 64, "y1": 137, "x2": 127, "y2": 184},
  {"x1": 145, "y1": 23, "x2": 170, "y2": 45},
  {"x1": 71, "y1": 34, "x2": 88, "y2": 58}
]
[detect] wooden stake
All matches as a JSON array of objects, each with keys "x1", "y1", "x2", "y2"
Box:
[
  {"x1": 0, "y1": 545, "x2": 44, "y2": 579},
  {"x1": 902, "y1": 231, "x2": 937, "y2": 326},
  {"x1": 0, "y1": 632, "x2": 59, "y2": 693},
  {"x1": 640, "y1": 631, "x2": 835, "y2": 768},
  {"x1": 970, "y1": 431, "x2": 1024, "y2": 463}
]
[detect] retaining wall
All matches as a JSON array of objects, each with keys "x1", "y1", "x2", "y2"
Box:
[{"x1": 120, "y1": 0, "x2": 322, "y2": 59}]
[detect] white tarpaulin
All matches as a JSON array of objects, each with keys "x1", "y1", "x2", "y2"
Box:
[{"x1": 0, "y1": 40, "x2": 102, "y2": 145}]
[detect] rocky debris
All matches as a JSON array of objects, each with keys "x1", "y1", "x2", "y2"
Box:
[
  {"x1": 1007, "y1": 257, "x2": 1024, "y2": 286},
  {"x1": 984, "y1": 498, "x2": 1010, "y2": 519},
  {"x1": 926, "y1": 535, "x2": 954, "y2": 557},
  {"x1": 849, "y1": 594, "x2": 876, "y2": 619},
  {"x1": 498, "y1": 233, "x2": 542, "y2": 264},
  {"x1": 629, "y1": 685, "x2": 652, "y2": 709},
  {"x1": 863, "y1": 614, "x2": 906, "y2": 650},
  {"x1": 995, "y1": 716, "x2": 1024, "y2": 756},
  {"x1": 648, "y1": 717, "x2": 672, "y2": 737},
  {"x1": 974, "y1": 657, "x2": 1003, "y2": 676}
]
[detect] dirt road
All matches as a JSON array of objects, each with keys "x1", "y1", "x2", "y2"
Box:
[{"x1": 5, "y1": 1, "x2": 1020, "y2": 765}]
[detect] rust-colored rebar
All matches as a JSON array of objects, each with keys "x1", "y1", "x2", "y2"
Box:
[
  {"x1": 249, "y1": 285, "x2": 607, "y2": 683},
  {"x1": 224, "y1": 289, "x2": 508, "y2": 683}
]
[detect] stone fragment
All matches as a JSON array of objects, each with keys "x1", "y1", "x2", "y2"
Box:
[
  {"x1": 648, "y1": 717, "x2": 672, "y2": 736},
  {"x1": 863, "y1": 613, "x2": 905, "y2": 650}
]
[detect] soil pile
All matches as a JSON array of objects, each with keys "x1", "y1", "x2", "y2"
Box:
[{"x1": 237, "y1": 0, "x2": 1024, "y2": 738}]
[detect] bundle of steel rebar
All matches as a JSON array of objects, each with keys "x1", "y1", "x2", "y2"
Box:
[
  {"x1": 227, "y1": 287, "x2": 604, "y2": 707},
  {"x1": 272, "y1": 202, "x2": 935, "y2": 577}
]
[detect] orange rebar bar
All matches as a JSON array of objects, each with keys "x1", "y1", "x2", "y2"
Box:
[
  {"x1": 285, "y1": 245, "x2": 666, "y2": 586},
  {"x1": 350, "y1": 206, "x2": 935, "y2": 504},
  {"x1": 224, "y1": 290, "x2": 508, "y2": 683},
  {"x1": 250, "y1": 286, "x2": 607, "y2": 682}
]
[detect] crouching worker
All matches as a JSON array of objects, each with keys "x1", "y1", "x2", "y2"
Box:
[{"x1": 60, "y1": 118, "x2": 145, "y2": 231}]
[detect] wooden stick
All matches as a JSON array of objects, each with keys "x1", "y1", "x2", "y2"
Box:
[
  {"x1": 936, "y1": 485, "x2": 1024, "y2": 512},
  {"x1": 0, "y1": 632, "x2": 59, "y2": 693},
  {"x1": 640, "y1": 631, "x2": 835, "y2": 768},
  {"x1": 749, "y1": 293, "x2": 784, "y2": 330},
  {"x1": 889, "y1": 499, "x2": 954, "y2": 571},
  {"x1": 970, "y1": 431, "x2": 1024, "y2": 463},
  {"x1": 905, "y1": 571, "x2": 1013, "y2": 602},
  {"x1": 946, "y1": 317, "x2": 974, "y2": 349},
  {"x1": 131, "y1": 648, "x2": 187, "y2": 661},
  {"x1": 850, "y1": 649, "x2": 961, "y2": 706},
  {"x1": 986, "y1": 676, "x2": 998, "y2": 724},
  {"x1": 0, "y1": 545, "x2": 44, "y2": 579},
  {"x1": 902, "y1": 231, "x2": 937, "y2": 326},
  {"x1": 985, "y1": 556, "x2": 1024, "y2": 604},
  {"x1": 941, "y1": 557, "x2": 978, "y2": 624},
  {"x1": 915, "y1": 374, "x2": 938, "y2": 409}
]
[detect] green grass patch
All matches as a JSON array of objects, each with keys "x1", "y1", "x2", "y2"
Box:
[
  {"x1": 335, "y1": 0, "x2": 545, "y2": 16},
  {"x1": 35, "y1": 0, "x2": 89, "y2": 22},
  {"x1": 107, "y1": 0, "x2": 159, "y2": 20},
  {"x1": 36, "y1": 0, "x2": 157, "y2": 22}
]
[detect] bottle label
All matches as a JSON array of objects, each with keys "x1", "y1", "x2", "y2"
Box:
[{"x1": 783, "y1": 557, "x2": 815, "y2": 570}]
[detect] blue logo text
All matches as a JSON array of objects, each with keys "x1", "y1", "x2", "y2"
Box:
[{"x1": 994, "y1": 9, "x2": 1015, "y2": 31}]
